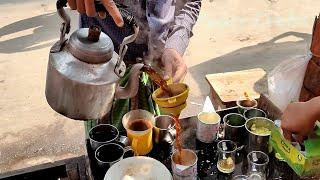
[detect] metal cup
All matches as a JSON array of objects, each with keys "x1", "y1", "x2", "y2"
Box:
[
  {"x1": 196, "y1": 112, "x2": 221, "y2": 143},
  {"x1": 153, "y1": 115, "x2": 176, "y2": 144},
  {"x1": 119, "y1": 135, "x2": 131, "y2": 147},
  {"x1": 223, "y1": 113, "x2": 247, "y2": 146},
  {"x1": 236, "y1": 99, "x2": 258, "y2": 114},
  {"x1": 89, "y1": 124, "x2": 119, "y2": 151},
  {"x1": 245, "y1": 117, "x2": 275, "y2": 153},
  {"x1": 95, "y1": 143, "x2": 134, "y2": 170},
  {"x1": 243, "y1": 108, "x2": 267, "y2": 119},
  {"x1": 171, "y1": 149, "x2": 198, "y2": 180}
]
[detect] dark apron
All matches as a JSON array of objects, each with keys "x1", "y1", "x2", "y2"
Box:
[{"x1": 81, "y1": 3, "x2": 160, "y2": 136}]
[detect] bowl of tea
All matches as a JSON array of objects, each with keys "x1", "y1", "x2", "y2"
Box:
[{"x1": 152, "y1": 83, "x2": 189, "y2": 108}]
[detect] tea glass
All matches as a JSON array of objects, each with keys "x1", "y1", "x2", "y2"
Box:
[
  {"x1": 217, "y1": 140, "x2": 237, "y2": 174},
  {"x1": 247, "y1": 151, "x2": 269, "y2": 180},
  {"x1": 122, "y1": 109, "x2": 155, "y2": 155}
]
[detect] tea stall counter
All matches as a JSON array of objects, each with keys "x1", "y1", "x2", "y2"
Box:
[{"x1": 88, "y1": 96, "x2": 301, "y2": 180}]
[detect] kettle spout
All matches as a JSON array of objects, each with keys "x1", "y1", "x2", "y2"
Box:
[{"x1": 115, "y1": 63, "x2": 144, "y2": 99}]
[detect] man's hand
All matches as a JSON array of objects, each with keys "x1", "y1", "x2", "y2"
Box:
[
  {"x1": 67, "y1": 0, "x2": 123, "y2": 27},
  {"x1": 161, "y1": 48, "x2": 187, "y2": 83},
  {"x1": 281, "y1": 100, "x2": 319, "y2": 142}
]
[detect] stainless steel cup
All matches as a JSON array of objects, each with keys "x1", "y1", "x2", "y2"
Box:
[
  {"x1": 95, "y1": 143, "x2": 134, "y2": 170},
  {"x1": 243, "y1": 108, "x2": 267, "y2": 119},
  {"x1": 171, "y1": 149, "x2": 198, "y2": 180},
  {"x1": 236, "y1": 99, "x2": 257, "y2": 114},
  {"x1": 119, "y1": 135, "x2": 131, "y2": 147},
  {"x1": 196, "y1": 112, "x2": 221, "y2": 143},
  {"x1": 245, "y1": 117, "x2": 275, "y2": 153},
  {"x1": 153, "y1": 115, "x2": 176, "y2": 144},
  {"x1": 89, "y1": 124, "x2": 119, "y2": 151},
  {"x1": 223, "y1": 113, "x2": 247, "y2": 146}
]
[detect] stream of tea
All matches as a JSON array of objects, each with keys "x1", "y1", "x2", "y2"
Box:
[
  {"x1": 172, "y1": 115, "x2": 183, "y2": 164},
  {"x1": 141, "y1": 65, "x2": 173, "y2": 96},
  {"x1": 142, "y1": 65, "x2": 183, "y2": 164}
]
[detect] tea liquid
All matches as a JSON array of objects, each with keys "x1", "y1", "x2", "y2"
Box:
[
  {"x1": 217, "y1": 158, "x2": 235, "y2": 174},
  {"x1": 90, "y1": 127, "x2": 117, "y2": 142},
  {"x1": 96, "y1": 144, "x2": 123, "y2": 162},
  {"x1": 172, "y1": 115, "x2": 183, "y2": 164},
  {"x1": 92, "y1": 132, "x2": 115, "y2": 142},
  {"x1": 141, "y1": 65, "x2": 173, "y2": 96},
  {"x1": 240, "y1": 100, "x2": 256, "y2": 107},
  {"x1": 173, "y1": 149, "x2": 196, "y2": 166},
  {"x1": 129, "y1": 119, "x2": 152, "y2": 131}
]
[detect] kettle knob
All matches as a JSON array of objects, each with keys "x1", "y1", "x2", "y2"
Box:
[{"x1": 87, "y1": 25, "x2": 101, "y2": 42}]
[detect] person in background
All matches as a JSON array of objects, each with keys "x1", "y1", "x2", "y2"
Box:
[
  {"x1": 67, "y1": 0, "x2": 202, "y2": 83},
  {"x1": 281, "y1": 96, "x2": 320, "y2": 142}
]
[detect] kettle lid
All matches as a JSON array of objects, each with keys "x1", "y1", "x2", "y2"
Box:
[{"x1": 67, "y1": 25, "x2": 114, "y2": 64}]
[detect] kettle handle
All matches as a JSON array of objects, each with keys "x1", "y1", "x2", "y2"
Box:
[{"x1": 54, "y1": 0, "x2": 138, "y2": 53}]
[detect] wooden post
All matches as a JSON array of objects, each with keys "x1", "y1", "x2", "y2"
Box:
[{"x1": 300, "y1": 56, "x2": 320, "y2": 101}]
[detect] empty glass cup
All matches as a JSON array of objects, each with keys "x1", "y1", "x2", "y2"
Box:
[
  {"x1": 217, "y1": 140, "x2": 237, "y2": 174},
  {"x1": 247, "y1": 151, "x2": 269, "y2": 180}
]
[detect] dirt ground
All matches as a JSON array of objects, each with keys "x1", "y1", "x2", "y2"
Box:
[{"x1": 0, "y1": 0, "x2": 320, "y2": 175}]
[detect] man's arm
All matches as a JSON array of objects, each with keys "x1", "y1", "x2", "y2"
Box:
[
  {"x1": 146, "y1": 0, "x2": 202, "y2": 56},
  {"x1": 165, "y1": 0, "x2": 202, "y2": 55},
  {"x1": 146, "y1": 0, "x2": 202, "y2": 82}
]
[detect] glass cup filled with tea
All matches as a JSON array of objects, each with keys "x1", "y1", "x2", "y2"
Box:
[
  {"x1": 89, "y1": 124, "x2": 119, "y2": 151},
  {"x1": 247, "y1": 151, "x2": 269, "y2": 180},
  {"x1": 217, "y1": 140, "x2": 237, "y2": 174},
  {"x1": 95, "y1": 142, "x2": 134, "y2": 170},
  {"x1": 122, "y1": 109, "x2": 155, "y2": 155}
]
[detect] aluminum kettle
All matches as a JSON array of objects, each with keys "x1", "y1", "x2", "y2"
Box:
[{"x1": 45, "y1": 0, "x2": 143, "y2": 120}]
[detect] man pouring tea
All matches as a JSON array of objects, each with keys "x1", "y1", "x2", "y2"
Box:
[{"x1": 67, "y1": 0, "x2": 201, "y2": 83}]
